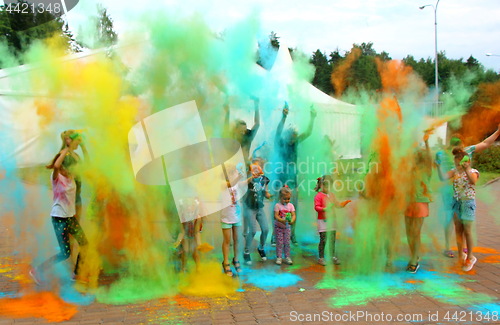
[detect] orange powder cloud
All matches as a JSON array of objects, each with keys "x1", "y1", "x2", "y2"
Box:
[
  {"x1": 331, "y1": 47, "x2": 361, "y2": 97},
  {"x1": 458, "y1": 81, "x2": 500, "y2": 145}
]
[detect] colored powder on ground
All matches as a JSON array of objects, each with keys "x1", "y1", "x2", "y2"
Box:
[
  {"x1": 179, "y1": 261, "x2": 239, "y2": 296},
  {"x1": 174, "y1": 295, "x2": 210, "y2": 310},
  {"x1": 474, "y1": 247, "x2": 500, "y2": 255},
  {"x1": 296, "y1": 264, "x2": 326, "y2": 274},
  {"x1": 482, "y1": 255, "x2": 500, "y2": 264},
  {"x1": 244, "y1": 268, "x2": 302, "y2": 290},
  {"x1": 95, "y1": 271, "x2": 177, "y2": 305},
  {"x1": 0, "y1": 292, "x2": 78, "y2": 322},
  {"x1": 59, "y1": 283, "x2": 95, "y2": 305},
  {"x1": 317, "y1": 273, "x2": 408, "y2": 307},
  {"x1": 469, "y1": 303, "x2": 500, "y2": 316},
  {"x1": 318, "y1": 266, "x2": 495, "y2": 308}
]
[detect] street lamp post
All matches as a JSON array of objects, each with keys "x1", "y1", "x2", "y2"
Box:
[{"x1": 420, "y1": 0, "x2": 440, "y2": 102}]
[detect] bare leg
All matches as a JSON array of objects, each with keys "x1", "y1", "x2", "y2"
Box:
[
  {"x1": 453, "y1": 214, "x2": 465, "y2": 262},
  {"x1": 222, "y1": 228, "x2": 232, "y2": 265},
  {"x1": 463, "y1": 222, "x2": 475, "y2": 261},
  {"x1": 232, "y1": 226, "x2": 239, "y2": 259},
  {"x1": 405, "y1": 216, "x2": 424, "y2": 265}
]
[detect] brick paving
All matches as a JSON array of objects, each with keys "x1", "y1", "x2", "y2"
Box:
[{"x1": 0, "y1": 181, "x2": 499, "y2": 324}]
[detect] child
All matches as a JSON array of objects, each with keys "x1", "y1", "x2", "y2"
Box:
[
  {"x1": 59, "y1": 130, "x2": 89, "y2": 220},
  {"x1": 243, "y1": 157, "x2": 271, "y2": 265},
  {"x1": 314, "y1": 175, "x2": 351, "y2": 266},
  {"x1": 29, "y1": 131, "x2": 88, "y2": 284},
  {"x1": 440, "y1": 148, "x2": 479, "y2": 272},
  {"x1": 174, "y1": 198, "x2": 203, "y2": 273},
  {"x1": 274, "y1": 186, "x2": 296, "y2": 265},
  {"x1": 221, "y1": 165, "x2": 255, "y2": 276},
  {"x1": 404, "y1": 138, "x2": 432, "y2": 273}
]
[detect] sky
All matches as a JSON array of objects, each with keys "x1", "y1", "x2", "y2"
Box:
[{"x1": 65, "y1": 0, "x2": 500, "y2": 72}]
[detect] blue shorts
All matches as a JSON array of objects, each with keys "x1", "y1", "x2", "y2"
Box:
[
  {"x1": 221, "y1": 221, "x2": 242, "y2": 229},
  {"x1": 452, "y1": 199, "x2": 476, "y2": 222}
]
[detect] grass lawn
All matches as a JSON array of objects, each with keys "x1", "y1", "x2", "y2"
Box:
[{"x1": 477, "y1": 171, "x2": 500, "y2": 187}]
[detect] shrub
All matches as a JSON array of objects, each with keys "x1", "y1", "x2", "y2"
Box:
[{"x1": 473, "y1": 144, "x2": 500, "y2": 172}]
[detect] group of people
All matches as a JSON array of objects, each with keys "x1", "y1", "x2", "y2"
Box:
[
  {"x1": 218, "y1": 99, "x2": 318, "y2": 276},
  {"x1": 30, "y1": 100, "x2": 500, "y2": 285},
  {"x1": 218, "y1": 98, "x2": 500, "y2": 275}
]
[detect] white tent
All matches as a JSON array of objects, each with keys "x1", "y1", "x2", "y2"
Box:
[
  {"x1": 235, "y1": 43, "x2": 361, "y2": 160},
  {"x1": 0, "y1": 42, "x2": 362, "y2": 171}
]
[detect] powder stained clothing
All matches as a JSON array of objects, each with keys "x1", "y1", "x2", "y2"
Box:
[
  {"x1": 314, "y1": 192, "x2": 329, "y2": 220},
  {"x1": 318, "y1": 231, "x2": 337, "y2": 259},
  {"x1": 275, "y1": 223, "x2": 291, "y2": 259},
  {"x1": 62, "y1": 154, "x2": 82, "y2": 206},
  {"x1": 221, "y1": 186, "x2": 241, "y2": 225},
  {"x1": 274, "y1": 202, "x2": 295, "y2": 258},
  {"x1": 245, "y1": 176, "x2": 270, "y2": 209},
  {"x1": 244, "y1": 208, "x2": 269, "y2": 251},
  {"x1": 274, "y1": 203, "x2": 295, "y2": 228},
  {"x1": 453, "y1": 168, "x2": 479, "y2": 200},
  {"x1": 464, "y1": 145, "x2": 476, "y2": 160},
  {"x1": 51, "y1": 216, "x2": 88, "y2": 272},
  {"x1": 414, "y1": 174, "x2": 432, "y2": 203},
  {"x1": 50, "y1": 172, "x2": 76, "y2": 218},
  {"x1": 405, "y1": 171, "x2": 432, "y2": 218},
  {"x1": 452, "y1": 199, "x2": 476, "y2": 222}
]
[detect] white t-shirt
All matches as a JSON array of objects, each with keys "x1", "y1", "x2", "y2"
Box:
[
  {"x1": 50, "y1": 172, "x2": 76, "y2": 218},
  {"x1": 221, "y1": 185, "x2": 241, "y2": 224}
]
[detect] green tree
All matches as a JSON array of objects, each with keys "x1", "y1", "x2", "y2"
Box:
[
  {"x1": 257, "y1": 31, "x2": 280, "y2": 69},
  {"x1": 92, "y1": 4, "x2": 117, "y2": 48},
  {"x1": 310, "y1": 49, "x2": 333, "y2": 94},
  {"x1": 0, "y1": 0, "x2": 77, "y2": 67},
  {"x1": 329, "y1": 49, "x2": 343, "y2": 66},
  {"x1": 269, "y1": 31, "x2": 280, "y2": 49}
]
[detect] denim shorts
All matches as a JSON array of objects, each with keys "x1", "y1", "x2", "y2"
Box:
[{"x1": 452, "y1": 199, "x2": 476, "y2": 222}]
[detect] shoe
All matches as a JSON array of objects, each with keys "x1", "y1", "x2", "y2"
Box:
[
  {"x1": 443, "y1": 250, "x2": 455, "y2": 258},
  {"x1": 292, "y1": 240, "x2": 298, "y2": 246},
  {"x1": 243, "y1": 252, "x2": 252, "y2": 266},
  {"x1": 275, "y1": 257, "x2": 282, "y2": 265},
  {"x1": 462, "y1": 256, "x2": 477, "y2": 272},
  {"x1": 222, "y1": 261, "x2": 233, "y2": 277},
  {"x1": 406, "y1": 263, "x2": 420, "y2": 274},
  {"x1": 332, "y1": 257, "x2": 341, "y2": 265},
  {"x1": 257, "y1": 248, "x2": 267, "y2": 261},
  {"x1": 318, "y1": 258, "x2": 326, "y2": 266},
  {"x1": 271, "y1": 242, "x2": 276, "y2": 247},
  {"x1": 284, "y1": 257, "x2": 293, "y2": 265},
  {"x1": 29, "y1": 268, "x2": 41, "y2": 285},
  {"x1": 232, "y1": 258, "x2": 242, "y2": 273}
]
